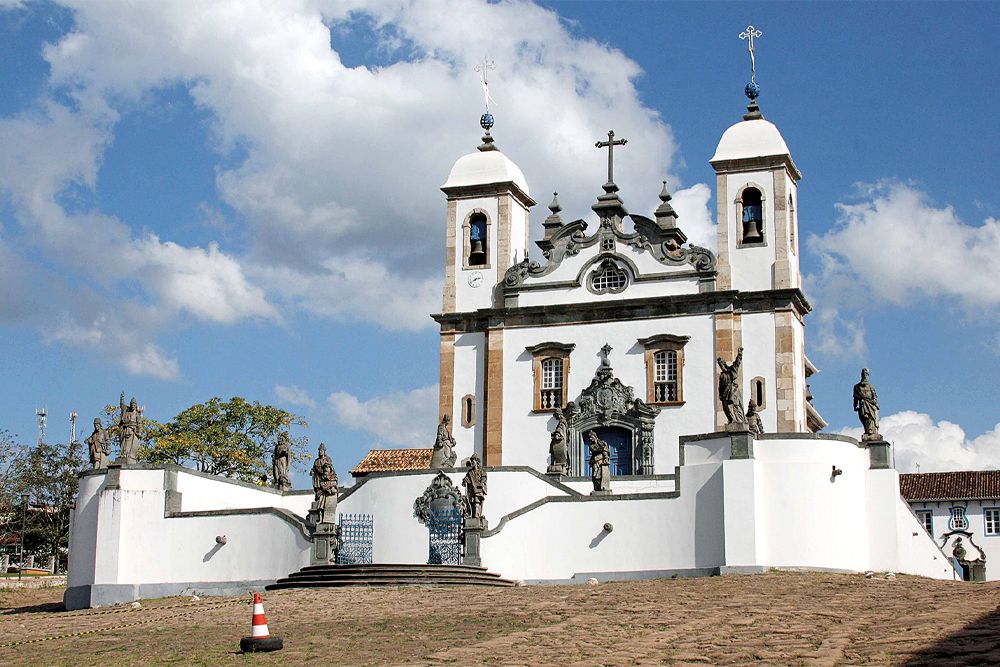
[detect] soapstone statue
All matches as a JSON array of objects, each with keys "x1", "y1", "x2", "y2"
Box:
[
  {"x1": 588, "y1": 431, "x2": 611, "y2": 494},
  {"x1": 85, "y1": 418, "x2": 111, "y2": 469},
  {"x1": 310, "y1": 443, "x2": 338, "y2": 524},
  {"x1": 717, "y1": 348, "x2": 746, "y2": 424},
  {"x1": 853, "y1": 367, "x2": 881, "y2": 440},
  {"x1": 462, "y1": 453, "x2": 487, "y2": 519},
  {"x1": 430, "y1": 414, "x2": 458, "y2": 468},
  {"x1": 118, "y1": 393, "x2": 141, "y2": 464},
  {"x1": 746, "y1": 400, "x2": 763, "y2": 436},
  {"x1": 272, "y1": 431, "x2": 292, "y2": 491},
  {"x1": 547, "y1": 408, "x2": 569, "y2": 475}
]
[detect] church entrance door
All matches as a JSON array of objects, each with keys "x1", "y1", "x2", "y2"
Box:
[{"x1": 584, "y1": 426, "x2": 632, "y2": 476}]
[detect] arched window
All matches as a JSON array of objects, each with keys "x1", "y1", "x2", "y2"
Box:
[
  {"x1": 752, "y1": 376, "x2": 766, "y2": 409},
  {"x1": 461, "y1": 394, "x2": 476, "y2": 427},
  {"x1": 540, "y1": 358, "x2": 563, "y2": 410},
  {"x1": 638, "y1": 334, "x2": 689, "y2": 405},
  {"x1": 740, "y1": 187, "x2": 764, "y2": 244},
  {"x1": 589, "y1": 259, "x2": 628, "y2": 294},
  {"x1": 466, "y1": 213, "x2": 489, "y2": 267}
]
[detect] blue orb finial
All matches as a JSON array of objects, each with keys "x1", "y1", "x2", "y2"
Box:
[
  {"x1": 744, "y1": 81, "x2": 761, "y2": 101},
  {"x1": 480, "y1": 113, "x2": 494, "y2": 131}
]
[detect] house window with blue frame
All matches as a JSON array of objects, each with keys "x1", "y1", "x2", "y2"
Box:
[
  {"x1": 916, "y1": 510, "x2": 933, "y2": 535},
  {"x1": 986, "y1": 508, "x2": 1000, "y2": 536},
  {"x1": 950, "y1": 506, "x2": 969, "y2": 531}
]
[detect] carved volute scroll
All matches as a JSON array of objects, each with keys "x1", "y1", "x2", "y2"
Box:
[{"x1": 414, "y1": 472, "x2": 468, "y2": 525}]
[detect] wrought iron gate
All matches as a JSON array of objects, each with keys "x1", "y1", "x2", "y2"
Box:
[
  {"x1": 428, "y1": 509, "x2": 462, "y2": 565},
  {"x1": 337, "y1": 513, "x2": 373, "y2": 565}
]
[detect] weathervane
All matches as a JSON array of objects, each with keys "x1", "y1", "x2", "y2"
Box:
[
  {"x1": 595, "y1": 130, "x2": 627, "y2": 187},
  {"x1": 740, "y1": 25, "x2": 762, "y2": 101},
  {"x1": 475, "y1": 58, "x2": 498, "y2": 146}
]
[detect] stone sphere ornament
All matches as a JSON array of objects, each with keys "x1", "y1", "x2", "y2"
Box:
[
  {"x1": 480, "y1": 113, "x2": 494, "y2": 130},
  {"x1": 744, "y1": 81, "x2": 761, "y2": 100}
]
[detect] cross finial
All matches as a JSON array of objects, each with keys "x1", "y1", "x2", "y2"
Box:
[
  {"x1": 740, "y1": 25, "x2": 762, "y2": 84},
  {"x1": 475, "y1": 58, "x2": 497, "y2": 111},
  {"x1": 600, "y1": 343, "x2": 613, "y2": 368},
  {"x1": 595, "y1": 130, "x2": 627, "y2": 188}
]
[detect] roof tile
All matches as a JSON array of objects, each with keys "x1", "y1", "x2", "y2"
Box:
[
  {"x1": 899, "y1": 471, "x2": 1000, "y2": 501},
  {"x1": 350, "y1": 448, "x2": 433, "y2": 475}
]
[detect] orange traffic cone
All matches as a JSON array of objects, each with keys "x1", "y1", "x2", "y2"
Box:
[{"x1": 239, "y1": 593, "x2": 283, "y2": 653}]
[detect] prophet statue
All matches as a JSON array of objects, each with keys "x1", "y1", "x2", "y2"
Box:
[
  {"x1": 746, "y1": 400, "x2": 763, "y2": 436},
  {"x1": 588, "y1": 431, "x2": 611, "y2": 494},
  {"x1": 717, "y1": 348, "x2": 747, "y2": 424},
  {"x1": 118, "y1": 393, "x2": 141, "y2": 464},
  {"x1": 430, "y1": 415, "x2": 458, "y2": 468},
  {"x1": 85, "y1": 418, "x2": 110, "y2": 469},
  {"x1": 311, "y1": 443, "x2": 338, "y2": 524},
  {"x1": 462, "y1": 453, "x2": 487, "y2": 520},
  {"x1": 547, "y1": 408, "x2": 569, "y2": 475},
  {"x1": 272, "y1": 431, "x2": 292, "y2": 491},
  {"x1": 853, "y1": 367, "x2": 880, "y2": 440}
]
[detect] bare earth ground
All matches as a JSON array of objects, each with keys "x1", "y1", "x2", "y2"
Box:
[{"x1": 2, "y1": 572, "x2": 1000, "y2": 666}]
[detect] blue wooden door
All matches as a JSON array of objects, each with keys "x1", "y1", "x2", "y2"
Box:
[{"x1": 584, "y1": 427, "x2": 632, "y2": 476}]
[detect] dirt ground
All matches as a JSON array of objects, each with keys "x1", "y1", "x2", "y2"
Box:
[{"x1": 1, "y1": 572, "x2": 999, "y2": 666}]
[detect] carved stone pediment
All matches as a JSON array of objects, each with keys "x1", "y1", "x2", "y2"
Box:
[{"x1": 414, "y1": 472, "x2": 468, "y2": 525}]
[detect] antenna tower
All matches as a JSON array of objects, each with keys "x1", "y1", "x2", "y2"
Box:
[
  {"x1": 35, "y1": 408, "x2": 47, "y2": 447},
  {"x1": 70, "y1": 410, "x2": 78, "y2": 444}
]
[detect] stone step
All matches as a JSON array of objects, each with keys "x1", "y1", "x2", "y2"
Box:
[{"x1": 265, "y1": 563, "x2": 515, "y2": 590}]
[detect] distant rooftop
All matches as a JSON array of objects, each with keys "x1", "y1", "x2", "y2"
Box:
[
  {"x1": 350, "y1": 448, "x2": 432, "y2": 477},
  {"x1": 900, "y1": 471, "x2": 1000, "y2": 501}
]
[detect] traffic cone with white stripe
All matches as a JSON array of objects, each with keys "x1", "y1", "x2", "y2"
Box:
[{"x1": 239, "y1": 593, "x2": 283, "y2": 653}]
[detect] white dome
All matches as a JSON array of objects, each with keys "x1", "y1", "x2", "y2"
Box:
[
  {"x1": 441, "y1": 149, "x2": 530, "y2": 196},
  {"x1": 711, "y1": 118, "x2": 791, "y2": 162}
]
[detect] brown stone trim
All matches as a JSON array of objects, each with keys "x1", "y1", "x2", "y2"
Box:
[
  {"x1": 439, "y1": 333, "x2": 456, "y2": 422},
  {"x1": 529, "y1": 347, "x2": 572, "y2": 412},
  {"x1": 772, "y1": 169, "x2": 792, "y2": 289},
  {"x1": 640, "y1": 337, "x2": 688, "y2": 406},
  {"x1": 443, "y1": 199, "x2": 457, "y2": 313},
  {"x1": 714, "y1": 312, "x2": 743, "y2": 430},
  {"x1": 441, "y1": 182, "x2": 536, "y2": 209},
  {"x1": 716, "y1": 173, "x2": 731, "y2": 290},
  {"x1": 774, "y1": 310, "x2": 798, "y2": 432},
  {"x1": 497, "y1": 194, "x2": 512, "y2": 273},
  {"x1": 461, "y1": 208, "x2": 492, "y2": 270},
  {"x1": 483, "y1": 328, "x2": 504, "y2": 465},
  {"x1": 431, "y1": 288, "x2": 812, "y2": 334},
  {"x1": 710, "y1": 154, "x2": 802, "y2": 181},
  {"x1": 460, "y1": 394, "x2": 476, "y2": 428}
]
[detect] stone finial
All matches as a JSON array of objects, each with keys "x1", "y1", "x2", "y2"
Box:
[
  {"x1": 654, "y1": 181, "x2": 679, "y2": 227},
  {"x1": 542, "y1": 192, "x2": 564, "y2": 239}
]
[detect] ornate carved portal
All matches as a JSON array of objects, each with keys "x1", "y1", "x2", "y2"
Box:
[{"x1": 563, "y1": 347, "x2": 660, "y2": 476}]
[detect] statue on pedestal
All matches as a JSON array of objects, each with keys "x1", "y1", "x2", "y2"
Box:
[
  {"x1": 272, "y1": 431, "x2": 292, "y2": 491},
  {"x1": 462, "y1": 453, "x2": 487, "y2": 520},
  {"x1": 310, "y1": 443, "x2": 338, "y2": 524},
  {"x1": 85, "y1": 418, "x2": 111, "y2": 469},
  {"x1": 853, "y1": 367, "x2": 881, "y2": 440},
  {"x1": 118, "y1": 393, "x2": 141, "y2": 464},
  {"x1": 588, "y1": 431, "x2": 611, "y2": 494},
  {"x1": 430, "y1": 415, "x2": 457, "y2": 469},
  {"x1": 547, "y1": 408, "x2": 569, "y2": 475},
  {"x1": 746, "y1": 400, "x2": 763, "y2": 436},
  {"x1": 717, "y1": 348, "x2": 746, "y2": 424}
]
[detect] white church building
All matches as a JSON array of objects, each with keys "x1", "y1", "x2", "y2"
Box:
[{"x1": 64, "y1": 88, "x2": 958, "y2": 610}]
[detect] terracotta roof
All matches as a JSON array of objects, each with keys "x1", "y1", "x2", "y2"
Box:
[
  {"x1": 350, "y1": 448, "x2": 432, "y2": 476},
  {"x1": 900, "y1": 471, "x2": 1000, "y2": 501}
]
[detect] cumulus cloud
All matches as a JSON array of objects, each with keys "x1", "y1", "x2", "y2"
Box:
[
  {"x1": 670, "y1": 183, "x2": 715, "y2": 251},
  {"x1": 0, "y1": 0, "x2": 701, "y2": 376},
  {"x1": 274, "y1": 384, "x2": 317, "y2": 410},
  {"x1": 837, "y1": 410, "x2": 1000, "y2": 474},
  {"x1": 328, "y1": 384, "x2": 438, "y2": 448}
]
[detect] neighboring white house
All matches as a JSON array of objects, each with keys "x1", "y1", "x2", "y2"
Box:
[
  {"x1": 63, "y1": 90, "x2": 959, "y2": 610},
  {"x1": 902, "y1": 471, "x2": 1000, "y2": 581}
]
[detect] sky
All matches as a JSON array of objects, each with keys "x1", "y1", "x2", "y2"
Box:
[{"x1": 0, "y1": 0, "x2": 998, "y2": 483}]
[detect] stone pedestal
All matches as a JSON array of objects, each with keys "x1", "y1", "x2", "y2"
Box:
[
  {"x1": 308, "y1": 495, "x2": 338, "y2": 526},
  {"x1": 865, "y1": 439, "x2": 893, "y2": 469},
  {"x1": 311, "y1": 522, "x2": 339, "y2": 566},
  {"x1": 463, "y1": 516, "x2": 487, "y2": 567},
  {"x1": 545, "y1": 464, "x2": 568, "y2": 477},
  {"x1": 726, "y1": 422, "x2": 755, "y2": 459}
]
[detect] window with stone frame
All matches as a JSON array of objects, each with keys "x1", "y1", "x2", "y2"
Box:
[
  {"x1": 463, "y1": 210, "x2": 490, "y2": 269},
  {"x1": 736, "y1": 184, "x2": 766, "y2": 246},
  {"x1": 638, "y1": 334, "x2": 690, "y2": 406},
  {"x1": 589, "y1": 259, "x2": 628, "y2": 294},
  {"x1": 525, "y1": 342, "x2": 575, "y2": 412},
  {"x1": 986, "y1": 509, "x2": 1000, "y2": 536},
  {"x1": 917, "y1": 510, "x2": 933, "y2": 535},
  {"x1": 461, "y1": 394, "x2": 476, "y2": 428},
  {"x1": 950, "y1": 506, "x2": 969, "y2": 531}
]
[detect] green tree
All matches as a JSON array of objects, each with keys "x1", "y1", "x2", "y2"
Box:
[
  {"x1": 7, "y1": 437, "x2": 84, "y2": 569},
  {"x1": 0, "y1": 430, "x2": 25, "y2": 560},
  {"x1": 141, "y1": 397, "x2": 309, "y2": 483}
]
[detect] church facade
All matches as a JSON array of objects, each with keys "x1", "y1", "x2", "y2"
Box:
[{"x1": 63, "y1": 93, "x2": 958, "y2": 611}]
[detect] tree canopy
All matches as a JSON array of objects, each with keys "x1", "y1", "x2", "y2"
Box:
[{"x1": 138, "y1": 397, "x2": 309, "y2": 483}]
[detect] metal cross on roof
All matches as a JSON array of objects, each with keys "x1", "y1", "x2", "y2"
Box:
[
  {"x1": 475, "y1": 58, "x2": 497, "y2": 111},
  {"x1": 595, "y1": 130, "x2": 627, "y2": 187},
  {"x1": 740, "y1": 25, "x2": 762, "y2": 83}
]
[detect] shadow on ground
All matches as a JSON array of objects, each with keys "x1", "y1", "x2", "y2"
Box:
[
  {"x1": 0, "y1": 601, "x2": 65, "y2": 615},
  {"x1": 903, "y1": 604, "x2": 1000, "y2": 666}
]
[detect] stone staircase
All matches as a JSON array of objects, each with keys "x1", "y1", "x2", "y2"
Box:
[{"x1": 265, "y1": 563, "x2": 515, "y2": 590}]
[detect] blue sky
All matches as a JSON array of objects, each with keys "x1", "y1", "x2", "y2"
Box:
[{"x1": 1, "y1": 0, "x2": 998, "y2": 482}]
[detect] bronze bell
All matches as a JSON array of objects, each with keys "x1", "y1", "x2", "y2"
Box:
[
  {"x1": 743, "y1": 220, "x2": 763, "y2": 243},
  {"x1": 469, "y1": 238, "x2": 486, "y2": 265}
]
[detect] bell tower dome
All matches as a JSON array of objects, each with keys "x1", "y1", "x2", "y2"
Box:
[{"x1": 440, "y1": 117, "x2": 535, "y2": 314}]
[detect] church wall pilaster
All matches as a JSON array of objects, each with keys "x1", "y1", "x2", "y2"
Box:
[
  {"x1": 716, "y1": 173, "x2": 732, "y2": 290},
  {"x1": 774, "y1": 309, "x2": 800, "y2": 432},
  {"x1": 484, "y1": 328, "x2": 504, "y2": 465},
  {"x1": 497, "y1": 194, "x2": 512, "y2": 275},
  {"x1": 772, "y1": 169, "x2": 793, "y2": 290},
  {"x1": 715, "y1": 311, "x2": 743, "y2": 430},
  {"x1": 443, "y1": 199, "x2": 457, "y2": 312},
  {"x1": 439, "y1": 333, "x2": 456, "y2": 424}
]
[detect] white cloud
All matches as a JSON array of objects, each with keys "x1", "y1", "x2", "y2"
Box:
[
  {"x1": 837, "y1": 410, "x2": 1000, "y2": 473},
  {"x1": 670, "y1": 183, "x2": 715, "y2": 251},
  {"x1": 328, "y1": 384, "x2": 438, "y2": 448},
  {"x1": 122, "y1": 344, "x2": 180, "y2": 381},
  {"x1": 0, "y1": 0, "x2": 694, "y2": 374},
  {"x1": 809, "y1": 181, "x2": 1000, "y2": 309},
  {"x1": 274, "y1": 384, "x2": 316, "y2": 409}
]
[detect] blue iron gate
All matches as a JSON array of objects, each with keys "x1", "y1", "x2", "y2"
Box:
[
  {"x1": 337, "y1": 514, "x2": 374, "y2": 565},
  {"x1": 428, "y1": 509, "x2": 462, "y2": 565}
]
